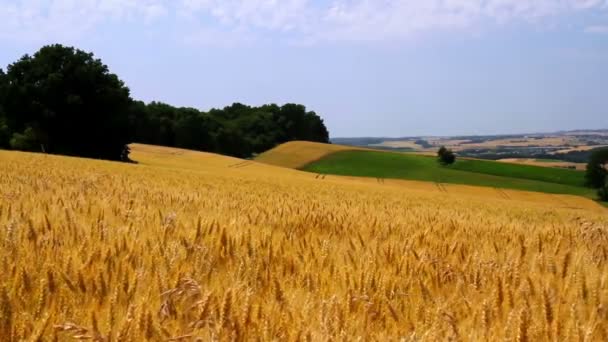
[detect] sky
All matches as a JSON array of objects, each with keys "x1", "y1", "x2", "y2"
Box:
[{"x1": 0, "y1": 0, "x2": 607, "y2": 137}]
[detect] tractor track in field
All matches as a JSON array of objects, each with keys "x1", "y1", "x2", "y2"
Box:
[
  {"x1": 435, "y1": 182, "x2": 448, "y2": 193},
  {"x1": 495, "y1": 188, "x2": 511, "y2": 200},
  {"x1": 228, "y1": 161, "x2": 253, "y2": 168}
]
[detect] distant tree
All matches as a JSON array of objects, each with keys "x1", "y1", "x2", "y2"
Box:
[
  {"x1": 174, "y1": 108, "x2": 217, "y2": 151},
  {"x1": 598, "y1": 179, "x2": 608, "y2": 201},
  {"x1": 437, "y1": 146, "x2": 456, "y2": 165},
  {"x1": 437, "y1": 146, "x2": 448, "y2": 158},
  {"x1": 274, "y1": 104, "x2": 330, "y2": 144},
  {"x1": 0, "y1": 117, "x2": 8, "y2": 149},
  {"x1": 0, "y1": 69, "x2": 8, "y2": 148},
  {"x1": 2, "y1": 44, "x2": 133, "y2": 160},
  {"x1": 585, "y1": 148, "x2": 608, "y2": 189},
  {"x1": 9, "y1": 126, "x2": 39, "y2": 151},
  {"x1": 415, "y1": 139, "x2": 432, "y2": 148}
]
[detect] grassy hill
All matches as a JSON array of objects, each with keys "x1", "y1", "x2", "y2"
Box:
[
  {"x1": 304, "y1": 149, "x2": 595, "y2": 198},
  {"x1": 255, "y1": 140, "x2": 360, "y2": 168},
  {"x1": 1, "y1": 144, "x2": 606, "y2": 340},
  {"x1": 254, "y1": 141, "x2": 597, "y2": 199}
]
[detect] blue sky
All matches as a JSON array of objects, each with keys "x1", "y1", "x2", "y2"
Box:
[{"x1": 1, "y1": 0, "x2": 607, "y2": 137}]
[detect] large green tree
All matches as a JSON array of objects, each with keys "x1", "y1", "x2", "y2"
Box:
[
  {"x1": 585, "y1": 148, "x2": 608, "y2": 188},
  {"x1": 2, "y1": 44, "x2": 132, "y2": 160},
  {"x1": 437, "y1": 146, "x2": 456, "y2": 165},
  {"x1": 0, "y1": 69, "x2": 9, "y2": 148}
]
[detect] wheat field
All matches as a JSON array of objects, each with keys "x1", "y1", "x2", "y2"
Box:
[
  {"x1": 255, "y1": 141, "x2": 359, "y2": 169},
  {"x1": 0, "y1": 144, "x2": 607, "y2": 341}
]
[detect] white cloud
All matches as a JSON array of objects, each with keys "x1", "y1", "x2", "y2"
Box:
[
  {"x1": 585, "y1": 24, "x2": 608, "y2": 33},
  {"x1": 182, "y1": 26, "x2": 259, "y2": 47},
  {"x1": 314, "y1": 0, "x2": 608, "y2": 41},
  {"x1": 180, "y1": 0, "x2": 311, "y2": 31},
  {"x1": 0, "y1": 0, "x2": 168, "y2": 42},
  {"x1": 143, "y1": 3, "x2": 168, "y2": 23},
  {"x1": 0, "y1": 0, "x2": 607, "y2": 44},
  {"x1": 180, "y1": 0, "x2": 608, "y2": 43}
]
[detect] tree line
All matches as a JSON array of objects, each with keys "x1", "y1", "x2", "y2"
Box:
[
  {"x1": 585, "y1": 148, "x2": 608, "y2": 201},
  {"x1": 0, "y1": 45, "x2": 330, "y2": 161}
]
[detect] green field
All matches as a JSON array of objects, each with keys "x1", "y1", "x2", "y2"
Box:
[{"x1": 304, "y1": 150, "x2": 595, "y2": 198}]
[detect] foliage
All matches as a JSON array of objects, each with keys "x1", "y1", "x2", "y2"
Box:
[
  {"x1": 599, "y1": 181, "x2": 608, "y2": 201},
  {"x1": 585, "y1": 148, "x2": 608, "y2": 188},
  {"x1": 0, "y1": 145, "x2": 605, "y2": 340},
  {"x1": 128, "y1": 101, "x2": 329, "y2": 159},
  {"x1": 0, "y1": 45, "x2": 330, "y2": 160},
  {"x1": 414, "y1": 139, "x2": 432, "y2": 148},
  {"x1": 303, "y1": 150, "x2": 593, "y2": 197},
  {"x1": 9, "y1": 127, "x2": 39, "y2": 151},
  {"x1": 0, "y1": 69, "x2": 9, "y2": 148},
  {"x1": 437, "y1": 146, "x2": 456, "y2": 165},
  {"x1": 0, "y1": 117, "x2": 9, "y2": 149},
  {"x1": 2, "y1": 45, "x2": 132, "y2": 160}
]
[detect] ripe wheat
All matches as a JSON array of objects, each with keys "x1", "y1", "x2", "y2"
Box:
[{"x1": 0, "y1": 145, "x2": 606, "y2": 340}]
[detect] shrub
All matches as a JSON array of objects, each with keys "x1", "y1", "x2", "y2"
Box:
[
  {"x1": 585, "y1": 148, "x2": 608, "y2": 188},
  {"x1": 599, "y1": 181, "x2": 608, "y2": 201},
  {"x1": 437, "y1": 146, "x2": 456, "y2": 165}
]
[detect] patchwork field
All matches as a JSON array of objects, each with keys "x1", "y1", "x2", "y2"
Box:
[
  {"x1": 335, "y1": 132, "x2": 608, "y2": 162},
  {"x1": 362, "y1": 136, "x2": 607, "y2": 153},
  {"x1": 265, "y1": 141, "x2": 596, "y2": 199},
  {"x1": 553, "y1": 145, "x2": 608, "y2": 154},
  {"x1": 433, "y1": 136, "x2": 573, "y2": 151},
  {"x1": 0, "y1": 144, "x2": 607, "y2": 340},
  {"x1": 498, "y1": 158, "x2": 587, "y2": 171}
]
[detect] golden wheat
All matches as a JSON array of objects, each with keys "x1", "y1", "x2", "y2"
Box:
[{"x1": 0, "y1": 144, "x2": 606, "y2": 341}]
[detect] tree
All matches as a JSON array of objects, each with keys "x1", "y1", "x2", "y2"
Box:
[
  {"x1": 9, "y1": 126, "x2": 39, "y2": 151},
  {"x1": 0, "y1": 69, "x2": 8, "y2": 148},
  {"x1": 174, "y1": 108, "x2": 216, "y2": 151},
  {"x1": 2, "y1": 44, "x2": 133, "y2": 160},
  {"x1": 598, "y1": 179, "x2": 608, "y2": 201},
  {"x1": 437, "y1": 146, "x2": 456, "y2": 165},
  {"x1": 585, "y1": 148, "x2": 608, "y2": 188},
  {"x1": 273, "y1": 104, "x2": 330, "y2": 144}
]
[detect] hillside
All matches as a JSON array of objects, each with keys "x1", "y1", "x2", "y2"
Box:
[
  {"x1": 255, "y1": 140, "x2": 359, "y2": 169},
  {"x1": 498, "y1": 158, "x2": 586, "y2": 171},
  {"x1": 1, "y1": 144, "x2": 606, "y2": 340},
  {"x1": 256, "y1": 141, "x2": 596, "y2": 199}
]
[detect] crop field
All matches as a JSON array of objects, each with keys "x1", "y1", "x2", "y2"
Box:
[
  {"x1": 255, "y1": 141, "x2": 360, "y2": 169},
  {"x1": 302, "y1": 149, "x2": 597, "y2": 198},
  {"x1": 367, "y1": 136, "x2": 603, "y2": 153},
  {"x1": 553, "y1": 145, "x2": 608, "y2": 154},
  {"x1": 1, "y1": 144, "x2": 607, "y2": 340},
  {"x1": 498, "y1": 158, "x2": 587, "y2": 171}
]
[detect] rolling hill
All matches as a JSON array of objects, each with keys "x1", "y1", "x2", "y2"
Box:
[
  {"x1": 256, "y1": 141, "x2": 598, "y2": 199},
  {"x1": 255, "y1": 140, "x2": 360, "y2": 169}
]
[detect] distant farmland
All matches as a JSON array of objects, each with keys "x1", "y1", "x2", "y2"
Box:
[{"x1": 301, "y1": 149, "x2": 595, "y2": 198}]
